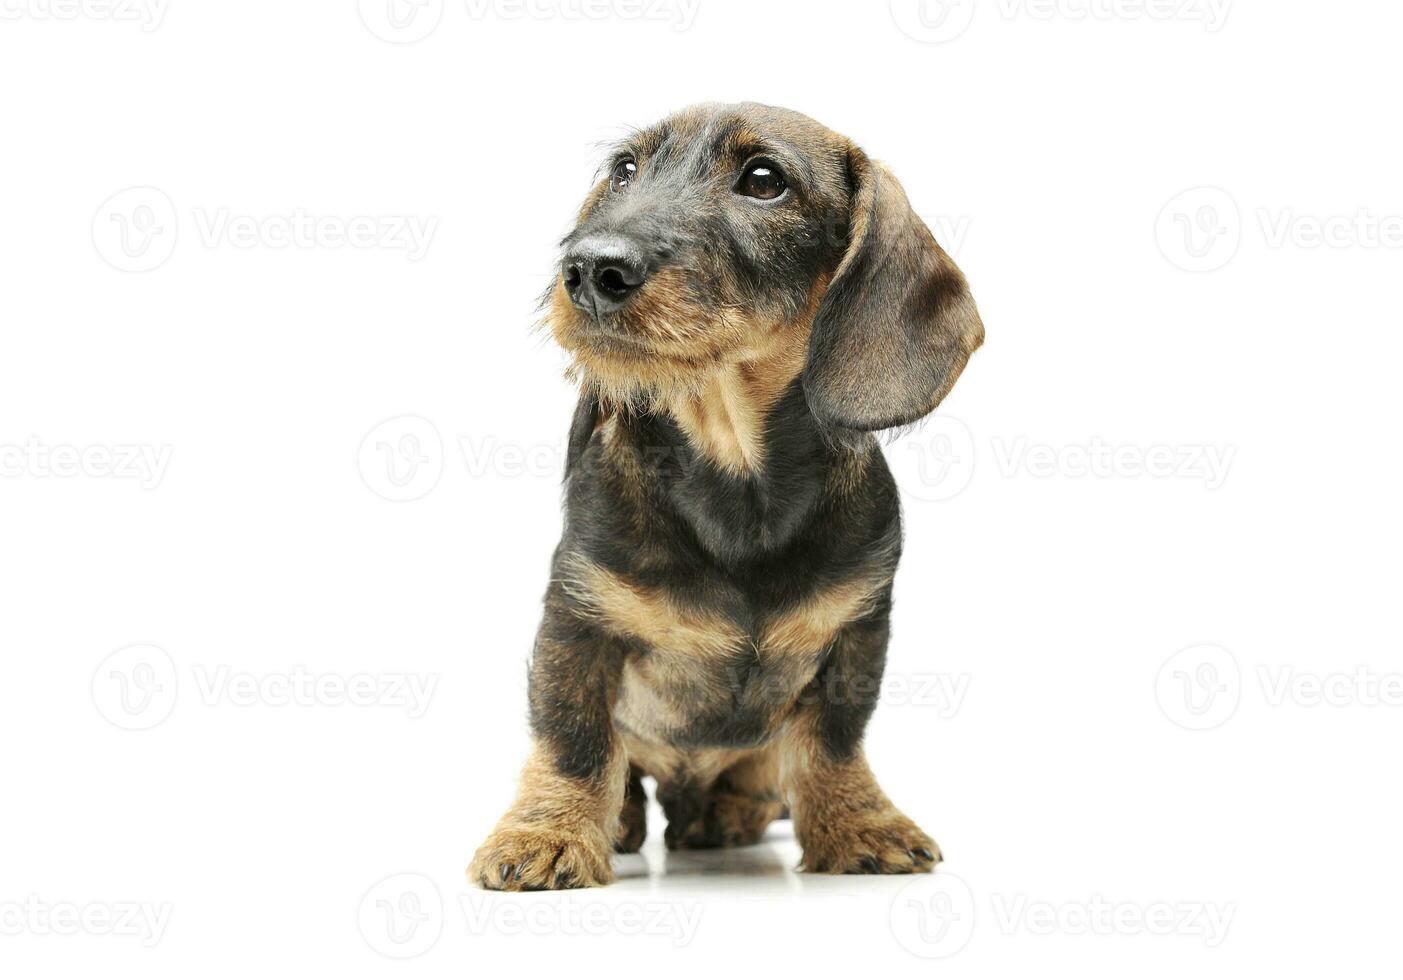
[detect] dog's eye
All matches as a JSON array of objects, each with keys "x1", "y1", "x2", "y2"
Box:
[
  {"x1": 610, "y1": 159, "x2": 637, "y2": 192},
  {"x1": 737, "y1": 161, "x2": 787, "y2": 201}
]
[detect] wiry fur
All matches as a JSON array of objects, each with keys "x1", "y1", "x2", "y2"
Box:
[{"x1": 469, "y1": 102, "x2": 982, "y2": 890}]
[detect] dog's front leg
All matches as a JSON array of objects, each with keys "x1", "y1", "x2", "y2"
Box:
[
  {"x1": 780, "y1": 608, "x2": 943, "y2": 874},
  {"x1": 469, "y1": 593, "x2": 627, "y2": 890}
]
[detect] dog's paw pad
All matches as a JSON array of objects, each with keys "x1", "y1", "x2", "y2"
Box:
[
  {"x1": 469, "y1": 826, "x2": 613, "y2": 891},
  {"x1": 800, "y1": 812, "x2": 941, "y2": 875}
]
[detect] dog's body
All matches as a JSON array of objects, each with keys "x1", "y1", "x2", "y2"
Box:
[{"x1": 470, "y1": 103, "x2": 983, "y2": 889}]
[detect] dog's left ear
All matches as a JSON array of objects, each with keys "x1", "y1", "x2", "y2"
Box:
[{"x1": 802, "y1": 148, "x2": 984, "y2": 431}]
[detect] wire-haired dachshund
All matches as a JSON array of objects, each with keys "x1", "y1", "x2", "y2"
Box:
[{"x1": 469, "y1": 102, "x2": 984, "y2": 889}]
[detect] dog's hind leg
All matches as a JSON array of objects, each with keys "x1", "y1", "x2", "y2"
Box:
[
  {"x1": 614, "y1": 764, "x2": 648, "y2": 853},
  {"x1": 666, "y1": 746, "x2": 785, "y2": 850}
]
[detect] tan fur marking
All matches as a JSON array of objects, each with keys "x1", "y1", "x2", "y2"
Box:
[
  {"x1": 667, "y1": 364, "x2": 767, "y2": 474},
  {"x1": 622, "y1": 732, "x2": 749, "y2": 790},
  {"x1": 559, "y1": 554, "x2": 745, "y2": 661},
  {"x1": 662, "y1": 285, "x2": 821, "y2": 474},
  {"x1": 613, "y1": 659, "x2": 691, "y2": 736},
  {"x1": 760, "y1": 575, "x2": 889, "y2": 659}
]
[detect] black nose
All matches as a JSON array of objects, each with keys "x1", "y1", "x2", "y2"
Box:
[{"x1": 562, "y1": 235, "x2": 647, "y2": 315}]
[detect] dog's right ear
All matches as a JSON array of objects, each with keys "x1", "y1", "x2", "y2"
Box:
[{"x1": 802, "y1": 147, "x2": 984, "y2": 431}]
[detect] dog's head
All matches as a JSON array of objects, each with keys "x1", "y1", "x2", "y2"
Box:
[{"x1": 546, "y1": 102, "x2": 983, "y2": 431}]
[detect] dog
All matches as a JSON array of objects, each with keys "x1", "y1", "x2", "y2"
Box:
[{"x1": 469, "y1": 102, "x2": 983, "y2": 890}]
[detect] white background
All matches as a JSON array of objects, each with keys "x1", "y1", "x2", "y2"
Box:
[{"x1": 3, "y1": 0, "x2": 1401, "y2": 975}]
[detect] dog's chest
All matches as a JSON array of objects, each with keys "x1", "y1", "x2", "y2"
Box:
[
  {"x1": 592, "y1": 567, "x2": 885, "y2": 748},
  {"x1": 614, "y1": 620, "x2": 818, "y2": 748}
]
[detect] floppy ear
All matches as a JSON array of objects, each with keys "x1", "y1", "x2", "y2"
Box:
[{"x1": 802, "y1": 150, "x2": 984, "y2": 431}]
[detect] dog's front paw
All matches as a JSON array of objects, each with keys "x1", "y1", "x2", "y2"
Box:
[
  {"x1": 469, "y1": 825, "x2": 613, "y2": 891},
  {"x1": 798, "y1": 809, "x2": 942, "y2": 875}
]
